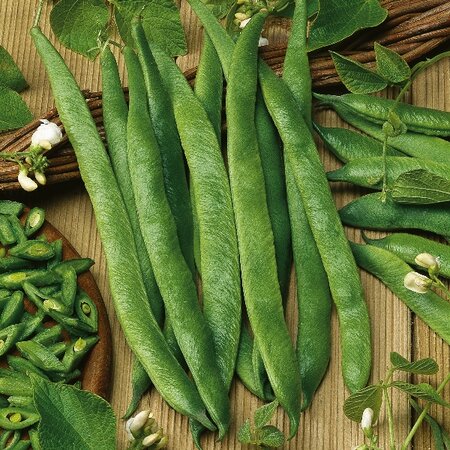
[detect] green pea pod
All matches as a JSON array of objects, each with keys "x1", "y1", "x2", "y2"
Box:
[
  {"x1": 314, "y1": 124, "x2": 404, "y2": 162},
  {"x1": 0, "y1": 407, "x2": 39, "y2": 430},
  {"x1": 7, "y1": 356, "x2": 50, "y2": 380},
  {"x1": 7, "y1": 216, "x2": 27, "y2": 245},
  {"x1": 132, "y1": 22, "x2": 194, "y2": 275},
  {"x1": 328, "y1": 157, "x2": 450, "y2": 190},
  {"x1": 62, "y1": 336, "x2": 99, "y2": 372},
  {"x1": 283, "y1": 0, "x2": 332, "y2": 410},
  {"x1": 24, "y1": 208, "x2": 45, "y2": 237},
  {"x1": 351, "y1": 242, "x2": 450, "y2": 343},
  {"x1": 9, "y1": 240, "x2": 54, "y2": 261},
  {"x1": 0, "y1": 324, "x2": 25, "y2": 357},
  {"x1": 16, "y1": 340, "x2": 67, "y2": 373},
  {"x1": 0, "y1": 202, "x2": 23, "y2": 218},
  {"x1": 123, "y1": 356, "x2": 152, "y2": 419},
  {"x1": 32, "y1": 324, "x2": 63, "y2": 346},
  {"x1": 363, "y1": 233, "x2": 450, "y2": 279},
  {"x1": 187, "y1": 0, "x2": 371, "y2": 397},
  {"x1": 52, "y1": 258, "x2": 94, "y2": 275},
  {"x1": 149, "y1": 38, "x2": 242, "y2": 414},
  {"x1": 74, "y1": 290, "x2": 98, "y2": 333},
  {"x1": 0, "y1": 216, "x2": 16, "y2": 246},
  {"x1": 124, "y1": 46, "x2": 228, "y2": 436},
  {"x1": 317, "y1": 99, "x2": 450, "y2": 166},
  {"x1": 315, "y1": 93, "x2": 450, "y2": 136},
  {"x1": 339, "y1": 193, "x2": 450, "y2": 241},
  {"x1": 47, "y1": 239, "x2": 63, "y2": 270},
  {"x1": 0, "y1": 291, "x2": 24, "y2": 329}
]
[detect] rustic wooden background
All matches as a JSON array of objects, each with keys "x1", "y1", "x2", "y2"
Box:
[{"x1": 0, "y1": 1, "x2": 449, "y2": 448}]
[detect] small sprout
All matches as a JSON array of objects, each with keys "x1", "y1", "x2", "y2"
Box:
[
  {"x1": 404, "y1": 271, "x2": 432, "y2": 294},
  {"x1": 18, "y1": 169, "x2": 38, "y2": 192},
  {"x1": 31, "y1": 119, "x2": 63, "y2": 148}
]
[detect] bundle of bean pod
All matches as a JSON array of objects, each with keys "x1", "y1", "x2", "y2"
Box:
[
  {"x1": 28, "y1": 0, "x2": 450, "y2": 446},
  {"x1": 0, "y1": 200, "x2": 99, "y2": 448}
]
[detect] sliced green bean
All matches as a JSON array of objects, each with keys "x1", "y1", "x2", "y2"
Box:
[
  {"x1": 363, "y1": 233, "x2": 450, "y2": 279},
  {"x1": 0, "y1": 291, "x2": 23, "y2": 329},
  {"x1": 327, "y1": 157, "x2": 450, "y2": 190},
  {"x1": 0, "y1": 407, "x2": 39, "y2": 430},
  {"x1": 7, "y1": 396, "x2": 34, "y2": 408},
  {"x1": 9, "y1": 439, "x2": 31, "y2": 450},
  {"x1": 74, "y1": 290, "x2": 98, "y2": 333},
  {"x1": 339, "y1": 193, "x2": 450, "y2": 241},
  {"x1": 18, "y1": 312, "x2": 44, "y2": 341},
  {"x1": 125, "y1": 45, "x2": 228, "y2": 435},
  {"x1": 0, "y1": 372, "x2": 32, "y2": 397},
  {"x1": 0, "y1": 269, "x2": 61, "y2": 289},
  {"x1": 52, "y1": 258, "x2": 94, "y2": 275},
  {"x1": 351, "y1": 242, "x2": 450, "y2": 343},
  {"x1": 7, "y1": 356, "x2": 50, "y2": 380},
  {"x1": 314, "y1": 124, "x2": 403, "y2": 162},
  {"x1": 32, "y1": 324, "x2": 62, "y2": 346},
  {"x1": 55, "y1": 265, "x2": 77, "y2": 313},
  {"x1": 0, "y1": 324, "x2": 25, "y2": 357},
  {"x1": 0, "y1": 216, "x2": 16, "y2": 246},
  {"x1": 9, "y1": 240, "x2": 54, "y2": 261},
  {"x1": 16, "y1": 340, "x2": 67, "y2": 373},
  {"x1": 49, "y1": 369, "x2": 81, "y2": 383},
  {"x1": 62, "y1": 336, "x2": 99, "y2": 372},
  {"x1": 0, "y1": 202, "x2": 23, "y2": 218},
  {"x1": 24, "y1": 207, "x2": 45, "y2": 237},
  {"x1": 29, "y1": 429, "x2": 41, "y2": 450},
  {"x1": 47, "y1": 239, "x2": 62, "y2": 270},
  {"x1": 0, "y1": 257, "x2": 36, "y2": 273},
  {"x1": 48, "y1": 341, "x2": 67, "y2": 357},
  {"x1": 7, "y1": 216, "x2": 27, "y2": 245}
]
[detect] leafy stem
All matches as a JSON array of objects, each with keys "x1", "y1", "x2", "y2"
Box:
[
  {"x1": 383, "y1": 386, "x2": 396, "y2": 450},
  {"x1": 33, "y1": 0, "x2": 45, "y2": 28}
]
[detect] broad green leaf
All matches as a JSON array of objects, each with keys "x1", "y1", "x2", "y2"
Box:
[
  {"x1": 308, "y1": 0, "x2": 387, "y2": 52},
  {"x1": 50, "y1": 0, "x2": 109, "y2": 59},
  {"x1": 201, "y1": 0, "x2": 234, "y2": 19},
  {"x1": 113, "y1": 0, "x2": 187, "y2": 56},
  {"x1": 32, "y1": 376, "x2": 116, "y2": 450},
  {"x1": 391, "y1": 382, "x2": 450, "y2": 408},
  {"x1": 411, "y1": 400, "x2": 446, "y2": 450},
  {"x1": 330, "y1": 51, "x2": 387, "y2": 94},
  {"x1": 254, "y1": 400, "x2": 279, "y2": 429},
  {"x1": 343, "y1": 385, "x2": 383, "y2": 422},
  {"x1": 0, "y1": 85, "x2": 33, "y2": 132},
  {"x1": 0, "y1": 46, "x2": 28, "y2": 92},
  {"x1": 237, "y1": 419, "x2": 252, "y2": 444},
  {"x1": 259, "y1": 425, "x2": 285, "y2": 447},
  {"x1": 390, "y1": 352, "x2": 439, "y2": 375},
  {"x1": 392, "y1": 169, "x2": 450, "y2": 205},
  {"x1": 375, "y1": 42, "x2": 411, "y2": 84}
]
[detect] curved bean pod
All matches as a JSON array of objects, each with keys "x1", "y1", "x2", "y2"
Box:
[
  {"x1": 30, "y1": 27, "x2": 213, "y2": 429},
  {"x1": 363, "y1": 233, "x2": 450, "y2": 279},
  {"x1": 340, "y1": 193, "x2": 450, "y2": 241},
  {"x1": 315, "y1": 93, "x2": 450, "y2": 136},
  {"x1": 351, "y1": 242, "x2": 450, "y2": 344}
]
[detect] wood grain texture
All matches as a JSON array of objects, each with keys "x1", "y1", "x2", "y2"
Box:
[{"x1": 0, "y1": 1, "x2": 449, "y2": 449}]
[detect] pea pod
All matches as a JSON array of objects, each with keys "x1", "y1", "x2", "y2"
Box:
[
  {"x1": 9, "y1": 240, "x2": 55, "y2": 261},
  {"x1": 149, "y1": 38, "x2": 242, "y2": 406},
  {"x1": 362, "y1": 233, "x2": 450, "y2": 279},
  {"x1": 0, "y1": 407, "x2": 39, "y2": 430},
  {"x1": 339, "y1": 193, "x2": 450, "y2": 241},
  {"x1": 317, "y1": 101, "x2": 450, "y2": 166},
  {"x1": 31, "y1": 25, "x2": 214, "y2": 430},
  {"x1": 314, "y1": 124, "x2": 403, "y2": 162},
  {"x1": 315, "y1": 93, "x2": 450, "y2": 136},
  {"x1": 351, "y1": 242, "x2": 450, "y2": 343},
  {"x1": 327, "y1": 157, "x2": 450, "y2": 190},
  {"x1": 24, "y1": 207, "x2": 45, "y2": 236},
  {"x1": 0, "y1": 202, "x2": 23, "y2": 218}
]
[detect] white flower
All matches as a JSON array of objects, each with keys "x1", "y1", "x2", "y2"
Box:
[
  {"x1": 18, "y1": 169, "x2": 38, "y2": 192},
  {"x1": 125, "y1": 417, "x2": 135, "y2": 441},
  {"x1": 35, "y1": 171, "x2": 47, "y2": 186},
  {"x1": 415, "y1": 253, "x2": 439, "y2": 270},
  {"x1": 31, "y1": 119, "x2": 63, "y2": 148},
  {"x1": 129, "y1": 410, "x2": 152, "y2": 436},
  {"x1": 142, "y1": 432, "x2": 160, "y2": 447},
  {"x1": 239, "y1": 17, "x2": 251, "y2": 28},
  {"x1": 360, "y1": 407, "x2": 374, "y2": 431},
  {"x1": 258, "y1": 36, "x2": 269, "y2": 47},
  {"x1": 404, "y1": 271, "x2": 431, "y2": 294}
]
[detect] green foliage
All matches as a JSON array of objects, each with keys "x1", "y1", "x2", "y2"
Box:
[
  {"x1": 343, "y1": 385, "x2": 383, "y2": 422},
  {"x1": 50, "y1": 0, "x2": 109, "y2": 59},
  {"x1": 0, "y1": 85, "x2": 33, "y2": 132},
  {"x1": 32, "y1": 376, "x2": 116, "y2": 450},
  {"x1": 0, "y1": 46, "x2": 28, "y2": 92},
  {"x1": 391, "y1": 382, "x2": 450, "y2": 408},
  {"x1": 390, "y1": 352, "x2": 439, "y2": 374},
  {"x1": 374, "y1": 42, "x2": 410, "y2": 84},
  {"x1": 254, "y1": 400, "x2": 279, "y2": 429}
]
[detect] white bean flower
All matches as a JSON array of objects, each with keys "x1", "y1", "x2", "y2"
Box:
[{"x1": 31, "y1": 119, "x2": 63, "y2": 148}]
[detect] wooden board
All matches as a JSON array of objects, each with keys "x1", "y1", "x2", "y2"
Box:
[{"x1": 0, "y1": 1, "x2": 449, "y2": 448}]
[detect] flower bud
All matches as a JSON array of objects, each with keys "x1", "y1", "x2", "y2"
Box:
[
  {"x1": 18, "y1": 170, "x2": 38, "y2": 192},
  {"x1": 31, "y1": 119, "x2": 63, "y2": 148},
  {"x1": 360, "y1": 407, "x2": 373, "y2": 431},
  {"x1": 404, "y1": 271, "x2": 432, "y2": 294},
  {"x1": 239, "y1": 17, "x2": 251, "y2": 28},
  {"x1": 142, "y1": 432, "x2": 161, "y2": 448},
  {"x1": 35, "y1": 171, "x2": 47, "y2": 186},
  {"x1": 129, "y1": 410, "x2": 151, "y2": 436},
  {"x1": 415, "y1": 253, "x2": 439, "y2": 271}
]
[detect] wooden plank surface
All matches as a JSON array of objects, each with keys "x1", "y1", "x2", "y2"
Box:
[{"x1": 0, "y1": 1, "x2": 449, "y2": 448}]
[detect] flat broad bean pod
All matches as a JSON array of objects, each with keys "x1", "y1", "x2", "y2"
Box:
[
  {"x1": 31, "y1": 25, "x2": 214, "y2": 430},
  {"x1": 340, "y1": 193, "x2": 450, "y2": 241},
  {"x1": 315, "y1": 93, "x2": 450, "y2": 136},
  {"x1": 327, "y1": 156, "x2": 450, "y2": 189},
  {"x1": 351, "y1": 242, "x2": 450, "y2": 344},
  {"x1": 363, "y1": 233, "x2": 450, "y2": 279}
]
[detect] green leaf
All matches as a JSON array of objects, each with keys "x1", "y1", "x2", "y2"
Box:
[
  {"x1": 330, "y1": 51, "x2": 387, "y2": 94},
  {"x1": 50, "y1": 0, "x2": 109, "y2": 59},
  {"x1": 343, "y1": 385, "x2": 383, "y2": 422},
  {"x1": 113, "y1": 0, "x2": 187, "y2": 56},
  {"x1": 391, "y1": 382, "x2": 450, "y2": 408},
  {"x1": 32, "y1": 376, "x2": 116, "y2": 450},
  {"x1": 0, "y1": 85, "x2": 33, "y2": 132},
  {"x1": 390, "y1": 352, "x2": 439, "y2": 375},
  {"x1": 392, "y1": 169, "x2": 450, "y2": 205},
  {"x1": 411, "y1": 400, "x2": 446, "y2": 450},
  {"x1": 259, "y1": 425, "x2": 285, "y2": 448},
  {"x1": 0, "y1": 46, "x2": 28, "y2": 92},
  {"x1": 237, "y1": 419, "x2": 252, "y2": 444},
  {"x1": 375, "y1": 42, "x2": 411, "y2": 84},
  {"x1": 254, "y1": 400, "x2": 279, "y2": 429},
  {"x1": 308, "y1": 0, "x2": 388, "y2": 52}
]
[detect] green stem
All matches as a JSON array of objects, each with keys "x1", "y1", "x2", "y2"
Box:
[
  {"x1": 33, "y1": 0, "x2": 45, "y2": 28},
  {"x1": 381, "y1": 134, "x2": 389, "y2": 200},
  {"x1": 384, "y1": 387, "x2": 396, "y2": 450},
  {"x1": 432, "y1": 278, "x2": 450, "y2": 300},
  {"x1": 401, "y1": 373, "x2": 450, "y2": 450}
]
